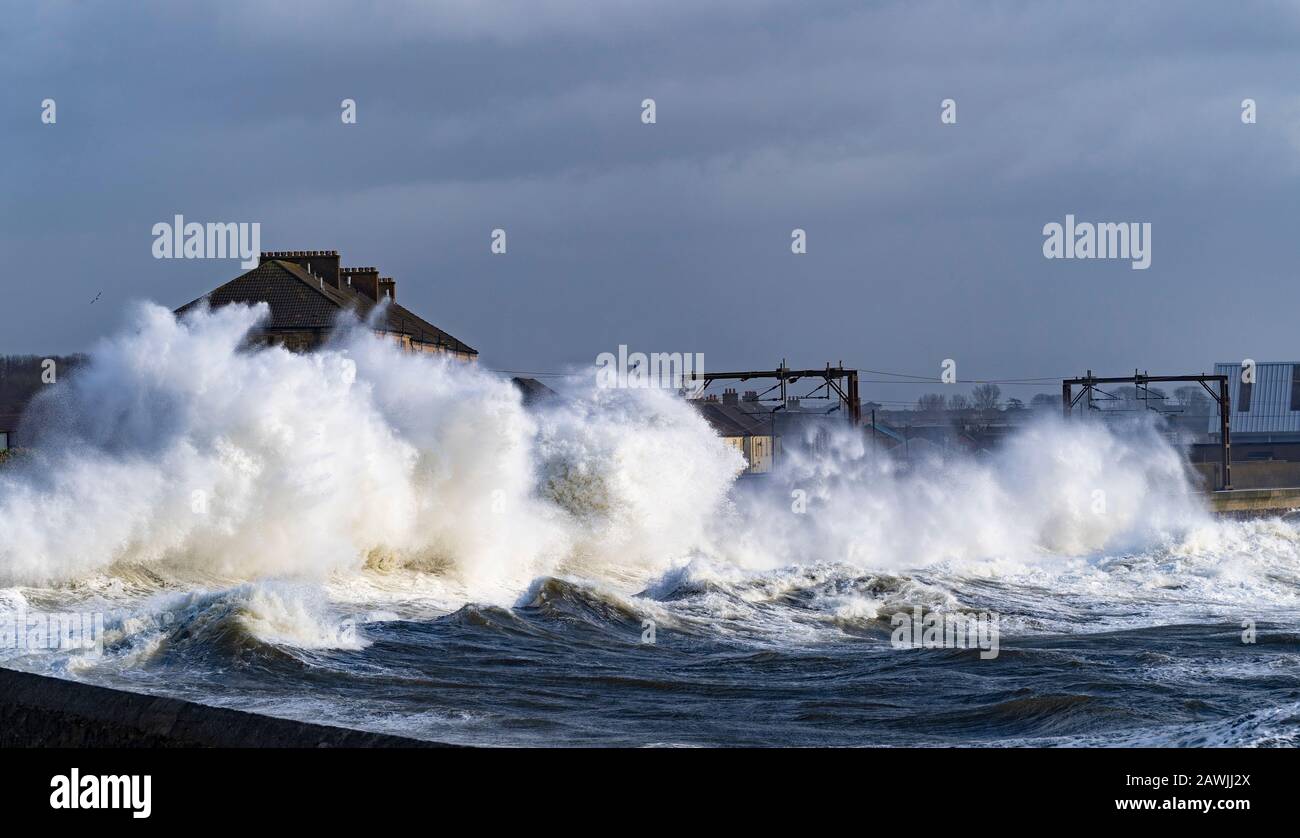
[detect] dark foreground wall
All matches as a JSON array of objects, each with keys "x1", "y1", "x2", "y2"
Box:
[{"x1": 0, "y1": 668, "x2": 449, "y2": 748}]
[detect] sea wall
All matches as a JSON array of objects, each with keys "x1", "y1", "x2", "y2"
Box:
[
  {"x1": 1192, "y1": 460, "x2": 1300, "y2": 492},
  {"x1": 0, "y1": 667, "x2": 449, "y2": 747},
  {"x1": 1206, "y1": 486, "x2": 1300, "y2": 516}
]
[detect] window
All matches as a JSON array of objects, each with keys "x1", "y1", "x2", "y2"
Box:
[
  {"x1": 1239, "y1": 380, "x2": 1253, "y2": 413},
  {"x1": 1291, "y1": 365, "x2": 1300, "y2": 411}
]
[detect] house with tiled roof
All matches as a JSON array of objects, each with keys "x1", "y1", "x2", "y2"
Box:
[
  {"x1": 0, "y1": 354, "x2": 89, "y2": 452},
  {"x1": 175, "y1": 250, "x2": 477, "y2": 360},
  {"x1": 695, "y1": 390, "x2": 781, "y2": 474}
]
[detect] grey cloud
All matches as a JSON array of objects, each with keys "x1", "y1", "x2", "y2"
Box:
[{"x1": 4, "y1": 1, "x2": 1300, "y2": 406}]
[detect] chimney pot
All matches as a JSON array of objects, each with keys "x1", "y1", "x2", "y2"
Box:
[
  {"x1": 343, "y1": 266, "x2": 382, "y2": 301},
  {"x1": 267, "y1": 249, "x2": 340, "y2": 288}
]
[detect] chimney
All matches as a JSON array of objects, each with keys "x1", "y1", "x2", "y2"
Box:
[
  {"x1": 377, "y1": 277, "x2": 396, "y2": 301},
  {"x1": 723, "y1": 388, "x2": 739, "y2": 406},
  {"x1": 340, "y1": 266, "x2": 380, "y2": 301},
  {"x1": 743, "y1": 390, "x2": 758, "y2": 402},
  {"x1": 260, "y1": 250, "x2": 340, "y2": 287},
  {"x1": 787, "y1": 397, "x2": 800, "y2": 409}
]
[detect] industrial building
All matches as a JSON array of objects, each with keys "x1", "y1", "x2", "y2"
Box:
[
  {"x1": 1186, "y1": 361, "x2": 1300, "y2": 489},
  {"x1": 1206, "y1": 361, "x2": 1300, "y2": 445}
]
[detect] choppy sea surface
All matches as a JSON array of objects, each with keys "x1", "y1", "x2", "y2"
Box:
[
  {"x1": 6, "y1": 532, "x2": 1300, "y2": 747},
  {"x1": 2, "y1": 303, "x2": 1299, "y2": 746}
]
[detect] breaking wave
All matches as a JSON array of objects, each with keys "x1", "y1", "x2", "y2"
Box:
[
  {"x1": 0, "y1": 301, "x2": 739, "y2": 599},
  {"x1": 0, "y1": 300, "x2": 1296, "y2": 632},
  {"x1": 5, "y1": 302, "x2": 1300, "y2": 746}
]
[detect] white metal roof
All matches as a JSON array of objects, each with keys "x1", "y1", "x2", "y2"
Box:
[{"x1": 1211, "y1": 362, "x2": 1300, "y2": 434}]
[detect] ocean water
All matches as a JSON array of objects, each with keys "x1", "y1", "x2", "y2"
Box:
[{"x1": 2, "y1": 302, "x2": 1299, "y2": 747}]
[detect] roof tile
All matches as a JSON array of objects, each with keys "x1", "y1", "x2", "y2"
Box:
[{"x1": 175, "y1": 260, "x2": 476, "y2": 355}]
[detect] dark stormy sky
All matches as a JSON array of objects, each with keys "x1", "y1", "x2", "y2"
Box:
[{"x1": 3, "y1": 1, "x2": 1299, "y2": 405}]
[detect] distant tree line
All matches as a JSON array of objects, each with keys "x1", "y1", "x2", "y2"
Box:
[
  {"x1": 911, "y1": 384, "x2": 1213, "y2": 417},
  {"x1": 915, "y1": 383, "x2": 1007, "y2": 416}
]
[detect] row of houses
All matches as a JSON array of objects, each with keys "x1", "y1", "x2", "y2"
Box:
[
  {"x1": 175, "y1": 250, "x2": 477, "y2": 359},
  {"x1": 691, "y1": 361, "x2": 1300, "y2": 478},
  {"x1": 0, "y1": 355, "x2": 90, "y2": 454},
  {"x1": 10, "y1": 260, "x2": 1300, "y2": 484},
  {"x1": 0, "y1": 250, "x2": 479, "y2": 452},
  {"x1": 694, "y1": 391, "x2": 781, "y2": 474},
  {"x1": 693, "y1": 387, "x2": 873, "y2": 475}
]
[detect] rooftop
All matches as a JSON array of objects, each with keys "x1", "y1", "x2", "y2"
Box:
[
  {"x1": 1211, "y1": 361, "x2": 1300, "y2": 436},
  {"x1": 175, "y1": 257, "x2": 476, "y2": 356}
]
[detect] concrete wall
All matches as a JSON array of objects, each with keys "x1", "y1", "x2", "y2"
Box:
[
  {"x1": 0, "y1": 668, "x2": 452, "y2": 748},
  {"x1": 1207, "y1": 487, "x2": 1300, "y2": 514},
  {"x1": 1189, "y1": 442, "x2": 1300, "y2": 463},
  {"x1": 1192, "y1": 460, "x2": 1300, "y2": 491}
]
